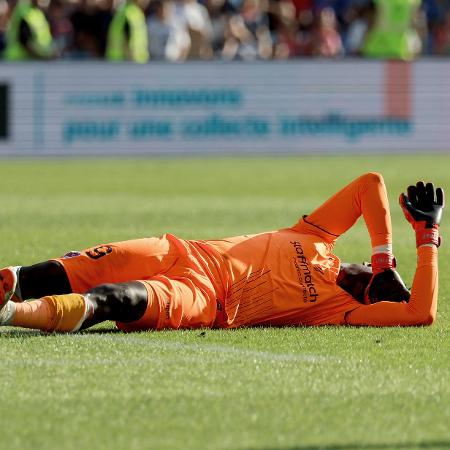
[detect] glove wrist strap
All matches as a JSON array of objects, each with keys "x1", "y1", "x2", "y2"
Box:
[
  {"x1": 415, "y1": 224, "x2": 441, "y2": 248},
  {"x1": 371, "y1": 253, "x2": 396, "y2": 275}
]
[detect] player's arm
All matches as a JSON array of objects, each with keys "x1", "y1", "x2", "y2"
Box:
[
  {"x1": 346, "y1": 182, "x2": 444, "y2": 326},
  {"x1": 293, "y1": 172, "x2": 391, "y2": 245},
  {"x1": 293, "y1": 172, "x2": 395, "y2": 274}
]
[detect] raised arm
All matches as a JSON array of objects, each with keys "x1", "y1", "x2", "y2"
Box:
[
  {"x1": 293, "y1": 172, "x2": 396, "y2": 274},
  {"x1": 346, "y1": 182, "x2": 444, "y2": 326},
  {"x1": 293, "y1": 173, "x2": 391, "y2": 243}
]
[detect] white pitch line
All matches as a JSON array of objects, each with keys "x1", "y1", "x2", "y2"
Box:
[
  {"x1": 0, "y1": 331, "x2": 339, "y2": 364},
  {"x1": 76, "y1": 334, "x2": 338, "y2": 363}
]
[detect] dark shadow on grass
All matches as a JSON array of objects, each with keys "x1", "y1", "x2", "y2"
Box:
[
  {"x1": 244, "y1": 442, "x2": 450, "y2": 450},
  {"x1": 0, "y1": 329, "x2": 44, "y2": 338},
  {"x1": 0, "y1": 327, "x2": 122, "y2": 337},
  {"x1": 78, "y1": 328, "x2": 122, "y2": 335}
]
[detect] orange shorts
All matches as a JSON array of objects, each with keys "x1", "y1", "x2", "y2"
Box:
[{"x1": 55, "y1": 234, "x2": 219, "y2": 331}]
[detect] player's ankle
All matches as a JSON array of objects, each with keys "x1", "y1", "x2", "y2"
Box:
[
  {"x1": 44, "y1": 294, "x2": 93, "y2": 332},
  {"x1": 10, "y1": 294, "x2": 93, "y2": 332}
]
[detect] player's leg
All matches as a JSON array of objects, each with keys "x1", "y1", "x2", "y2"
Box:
[
  {"x1": 2, "y1": 261, "x2": 71, "y2": 299},
  {"x1": 116, "y1": 275, "x2": 218, "y2": 331},
  {"x1": 0, "y1": 261, "x2": 71, "y2": 309},
  {"x1": 54, "y1": 237, "x2": 183, "y2": 294},
  {"x1": 0, "y1": 275, "x2": 217, "y2": 332},
  {"x1": 0, "y1": 235, "x2": 183, "y2": 305},
  {"x1": 18, "y1": 261, "x2": 72, "y2": 298},
  {"x1": 0, "y1": 281, "x2": 149, "y2": 332},
  {"x1": 81, "y1": 282, "x2": 149, "y2": 329}
]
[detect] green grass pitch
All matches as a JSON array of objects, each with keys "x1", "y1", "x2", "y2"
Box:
[{"x1": 0, "y1": 155, "x2": 449, "y2": 450}]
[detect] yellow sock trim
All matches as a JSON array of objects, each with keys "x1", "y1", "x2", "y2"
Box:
[{"x1": 42, "y1": 294, "x2": 87, "y2": 332}]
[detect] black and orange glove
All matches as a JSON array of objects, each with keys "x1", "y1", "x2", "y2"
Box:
[
  {"x1": 400, "y1": 182, "x2": 445, "y2": 248},
  {"x1": 366, "y1": 268, "x2": 410, "y2": 303}
]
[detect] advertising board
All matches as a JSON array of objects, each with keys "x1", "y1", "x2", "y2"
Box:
[{"x1": 0, "y1": 61, "x2": 447, "y2": 155}]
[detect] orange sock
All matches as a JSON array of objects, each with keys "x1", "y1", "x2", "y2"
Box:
[{"x1": 12, "y1": 294, "x2": 90, "y2": 332}]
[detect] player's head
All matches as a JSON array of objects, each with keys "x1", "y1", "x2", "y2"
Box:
[{"x1": 337, "y1": 263, "x2": 411, "y2": 304}]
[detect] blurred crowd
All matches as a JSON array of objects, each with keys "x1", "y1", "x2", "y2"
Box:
[{"x1": 1, "y1": 0, "x2": 450, "y2": 61}]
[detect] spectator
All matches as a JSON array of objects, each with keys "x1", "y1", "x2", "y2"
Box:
[
  {"x1": 47, "y1": 0, "x2": 73, "y2": 56},
  {"x1": 183, "y1": 0, "x2": 213, "y2": 59},
  {"x1": 314, "y1": 6, "x2": 343, "y2": 57},
  {"x1": 146, "y1": 0, "x2": 172, "y2": 59},
  {"x1": 270, "y1": 0, "x2": 303, "y2": 59},
  {"x1": 0, "y1": 0, "x2": 8, "y2": 54},
  {"x1": 297, "y1": 6, "x2": 315, "y2": 55},
  {"x1": 93, "y1": 0, "x2": 114, "y2": 56},
  {"x1": 433, "y1": 9, "x2": 450, "y2": 54},
  {"x1": 158, "y1": 0, "x2": 213, "y2": 60},
  {"x1": 3, "y1": 0, "x2": 450, "y2": 60},
  {"x1": 363, "y1": 0, "x2": 422, "y2": 60},
  {"x1": 106, "y1": 0, "x2": 149, "y2": 62},
  {"x1": 222, "y1": 0, "x2": 272, "y2": 60},
  {"x1": 421, "y1": 0, "x2": 441, "y2": 54},
  {"x1": 343, "y1": 1, "x2": 374, "y2": 55},
  {"x1": 415, "y1": 6, "x2": 430, "y2": 54},
  {"x1": 204, "y1": 0, "x2": 233, "y2": 57},
  {"x1": 290, "y1": 0, "x2": 312, "y2": 20},
  {"x1": 3, "y1": 0, "x2": 54, "y2": 60},
  {"x1": 164, "y1": 0, "x2": 190, "y2": 61},
  {"x1": 70, "y1": 0, "x2": 109, "y2": 58}
]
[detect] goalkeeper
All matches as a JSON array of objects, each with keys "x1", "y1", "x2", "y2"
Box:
[{"x1": 0, "y1": 173, "x2": 444, "y2": 332}]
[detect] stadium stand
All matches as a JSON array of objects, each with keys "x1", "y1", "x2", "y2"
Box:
[{"x1": 1, "y1": 0, "x2": 450, "y2": 61}]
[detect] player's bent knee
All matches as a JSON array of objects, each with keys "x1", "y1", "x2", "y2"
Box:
[{"x1": 87, "y1": 282, "x2": 148, "y2": 322}]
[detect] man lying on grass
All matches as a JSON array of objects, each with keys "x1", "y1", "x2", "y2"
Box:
[{"x1": 0, "y1": 173, "x2": 444, "y2": 332}]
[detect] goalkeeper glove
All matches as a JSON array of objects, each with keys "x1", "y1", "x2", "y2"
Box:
[
  {"x1": 400, "y1": 181, "x2": 445, "y2": 248},
  {"x1": 366, "y1": 268, "x2": 410, "y2": 303}
]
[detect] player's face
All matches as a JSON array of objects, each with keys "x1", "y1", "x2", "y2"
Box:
[{"x1": 337, "y1": 263, "x2": 372, "y2": 303}]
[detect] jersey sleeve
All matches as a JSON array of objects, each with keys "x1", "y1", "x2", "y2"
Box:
[
  {"x1": 292, "y1": 172, "x2": 392, "y2": 248},
  {"x1": 345, "y1": 246, "x2": 438, "y2": 326}
]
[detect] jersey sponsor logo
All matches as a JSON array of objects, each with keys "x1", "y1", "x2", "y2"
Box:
[
  {"x1": 86, "y1": 245, "x2": 113, "y2": 260},
  {"x1": 290, "y1": 241, "x2": 319, "y2": 303},
  {"x1": 62, "y1": 251, "x2": 82, "y2": 259}
]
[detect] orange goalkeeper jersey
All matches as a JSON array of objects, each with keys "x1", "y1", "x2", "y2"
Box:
[
  {"x1": 195, "y1": 226, "x2": 361, "y2": 328},
  {"x1": 187, "y1": 172, "x2": 437, "y2": 329}
]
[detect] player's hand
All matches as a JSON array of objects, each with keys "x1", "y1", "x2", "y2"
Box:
[
  {"x1": 399, "y1": 182, "x2": 445, "y2": 247},
  {"x1": 365, "y1": 268, "x2": 411, "y2": 304}
]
